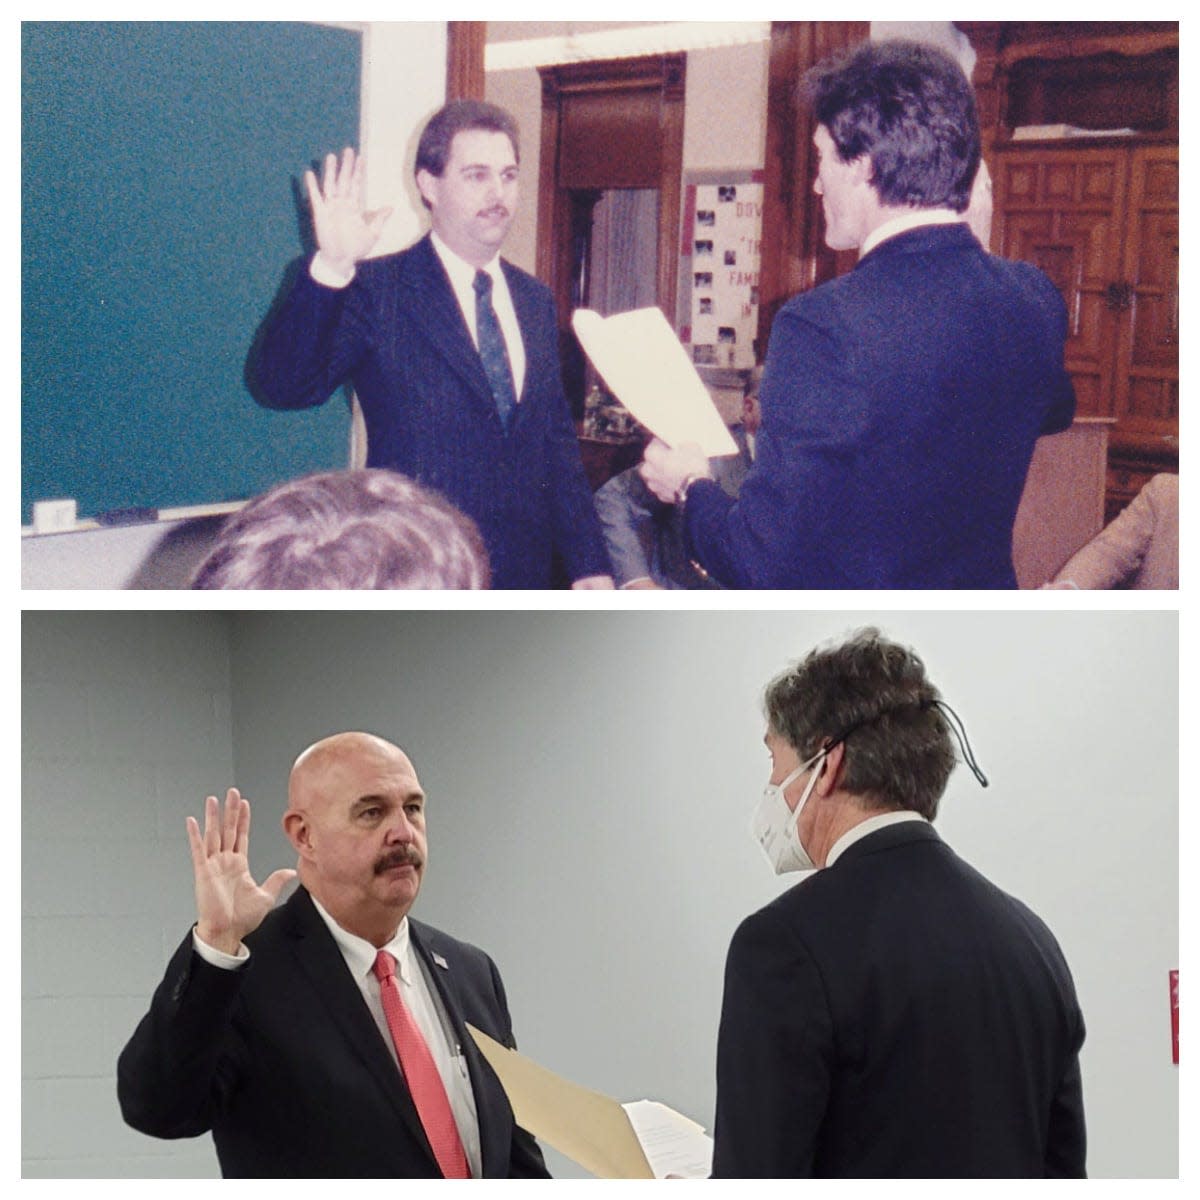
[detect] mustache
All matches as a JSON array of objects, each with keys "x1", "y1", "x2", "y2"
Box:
[{"x1": 374, "y1": 846, "x2": 424, "y2": 874}]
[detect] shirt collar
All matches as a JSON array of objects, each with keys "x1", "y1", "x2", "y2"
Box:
[
  {"x1": 860, "y1": 208, "x2": 963, "y2": 259},
  {"x1": 825, "y1": 810, "x2": 928, "y2": 867},
  {"x1": 430, "y1": 229, "x2": 502, "y2": 288},
  {"x1": 308, "y1": 892, "x2": 413, "y2": 985}
]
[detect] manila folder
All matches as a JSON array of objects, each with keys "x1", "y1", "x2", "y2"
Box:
[
  {"x1": 572, "y1": 307, "x2": 738, "y2": 457},
  {"x1": 466, "y1": 1023, "x2": 654, "y2": 1178}
]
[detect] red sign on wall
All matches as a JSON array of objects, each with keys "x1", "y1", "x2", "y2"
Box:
[{"x1": 1170, "y1": 969, "x2": 1179, "y2": 1065}]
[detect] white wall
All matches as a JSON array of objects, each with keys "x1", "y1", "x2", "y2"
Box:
[
  {"x1": 485, "y1": 35, "x2": 771, "y2": 278},
  {"x1": 22, "y1": 612, "x2": 235, "y2": 1178},
  {"x1": 360, "y1": 21, "x2": 447, "y2": 257},
  {"x1": 21, "y1": 609, "x2": 1174, "y2": 1178}
]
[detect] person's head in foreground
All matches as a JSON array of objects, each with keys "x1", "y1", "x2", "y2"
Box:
[{"x1": 191, "y1": 468, "x2": 490, "y2": 589}]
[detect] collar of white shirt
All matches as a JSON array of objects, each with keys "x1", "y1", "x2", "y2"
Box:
[
  {"x1": 309, "y1": 891, "x2": 414, "y2": 985},
  {"x1": 859, "y1": 208, "x2": 963, "y2": 260},
  {"x1": 825, "y1": 809, "x2": 929, "y2": 867},
  {"x1": 431, "y1": 230, "x2": 503, "y2": 297}
]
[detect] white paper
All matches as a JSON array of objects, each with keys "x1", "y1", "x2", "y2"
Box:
[
  {"x1": 572, "y1": 307, "x2": 738, "y2": 456},
  {"x1": 621, "y1": 1099, "x2": 714, "y2": 1180}
]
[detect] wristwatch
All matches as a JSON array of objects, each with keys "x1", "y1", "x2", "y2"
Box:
[{"x1": 675, "y1": 473, "x2": 707, "y2": 507}]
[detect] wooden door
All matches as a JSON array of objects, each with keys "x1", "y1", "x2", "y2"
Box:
[
  {"x1": 537, "y1": 56, "x2": 686, "y2": 334},
  {"x1": 993, "y1": 146, "x2": 1128, "y2": 420},
  {"x1": 1112, "y1": 144, "x2": 1178, "y2": 451}
]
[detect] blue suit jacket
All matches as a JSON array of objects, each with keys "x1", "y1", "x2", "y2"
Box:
[
  {"x1": 684, "y1": 224, "x2": 1076, "y2": 588},
  {"x1": 253, "y1": 235, "x2": 609, "y2": 589},
  {"x1": 117, "y1": 887, "x2": 549, "y2": 1178},
  {"x1": 713, "y1": 822, "x2": 1086, "y2": 1177}
]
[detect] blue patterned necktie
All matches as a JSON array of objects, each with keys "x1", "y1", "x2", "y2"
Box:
[{"x1": 473, "y1": 269, "x2": 517, "y2": 429}]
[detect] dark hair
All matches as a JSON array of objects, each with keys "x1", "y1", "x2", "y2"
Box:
[
  {"x1": 763, "y1": 628, "x2": 957, "y2": 819},
  {"x1": 191, "y1": 469, "x2": 490, "y2": 590},
  {"x1": 803, "y1": 39, "x2": 980, "y2": 212},
  {"x1": 414, "y1": 99, "x2": 520, "y2": 180}
]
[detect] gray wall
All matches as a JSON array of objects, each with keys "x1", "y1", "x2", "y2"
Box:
[
  {"x1": 22, "y1": 610, "x2": 1179, "y2": 1177},
  {"x1": 22, "y1": 612, "x2": 235, "y2": 1177}
]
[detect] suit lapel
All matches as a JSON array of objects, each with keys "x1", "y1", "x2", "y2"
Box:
[
  {"x1": 501, "y1": 260, "x2": 537, "y2": 408},
  {"x1": 282, "y1": 889, "x2": 439, "y2": 1170},
  {"x1": 409, "y1": 236, "x2": 507, "y2": 422},
  {"x1": 410, "y1": 921, "x2": 510, "y2": 1180}
]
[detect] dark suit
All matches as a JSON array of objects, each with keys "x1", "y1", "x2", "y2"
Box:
[
  {"x1": 117, "y1": 887, "x2": 549, "y2": 1178},
  {"x1": 253, "y1": 235, "x2": 609, "y2": 589},
  {"x1": 712, "y1": 822, "x2": 1086, "y2": 1178},
  {"x1": 684, "y1": 224, "x2": 1076, "y2": 588}
]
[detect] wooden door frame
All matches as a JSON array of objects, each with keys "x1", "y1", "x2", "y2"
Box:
[
  {"x1": 536, "y1": 54, "x2": 686, "y2": 330},
  {"x1": 446, "y1": 22, "x2": 486, "y2": 100},
  {"x1": 757, "y1": 21, "x2": 868, "y2": 347}
]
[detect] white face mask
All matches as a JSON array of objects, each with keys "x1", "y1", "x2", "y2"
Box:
[{"x1": 750, "y1": 749, "x2": 827, "y2": 874}]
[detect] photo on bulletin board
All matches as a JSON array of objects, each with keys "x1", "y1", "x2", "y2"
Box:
[{"x1": 677, "y1": 170, "x2": 764, "y2": 372}]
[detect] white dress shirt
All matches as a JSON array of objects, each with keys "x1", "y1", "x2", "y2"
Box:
[
  {"x1": 859, "y1": 207, "x2": 963, "y2": 258},
  {"x1": 193, "y1": 897, "x2": 483, "y2": 1178},
  {"x1": 825, "y1": 810, "x2": 928, "y2": 867}
]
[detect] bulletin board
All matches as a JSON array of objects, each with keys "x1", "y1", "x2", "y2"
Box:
[{"x1": 677, "y1": 170, "x2": 764, "y2": 371}]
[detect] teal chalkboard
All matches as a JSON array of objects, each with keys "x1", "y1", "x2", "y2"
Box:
[{"x1": 22, "y1": 22, "x2": 361, "y2": 523}]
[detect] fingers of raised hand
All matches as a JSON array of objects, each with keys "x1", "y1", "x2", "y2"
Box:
[
  {"x1": 190, "y1": 790, "x2": 246, "y2": 862},
  {"x1": 220, "y1": 787, "x2": 242, "y2": 852},
  {"x1": 318, "y1": 147, "x2": 357, "y2": 202}
]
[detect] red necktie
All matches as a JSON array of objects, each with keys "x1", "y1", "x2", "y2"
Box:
[{"x1": 373, "y1": 949, "x2": 471, "y2": 1178}]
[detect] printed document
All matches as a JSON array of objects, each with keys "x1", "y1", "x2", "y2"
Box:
[{"x1": 572, "y1": 307, "x2": 738, "y2": 457}]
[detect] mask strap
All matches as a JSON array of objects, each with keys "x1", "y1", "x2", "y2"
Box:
[{"x1": 926, "y1": 699, "x2": 989, "y2": 788}]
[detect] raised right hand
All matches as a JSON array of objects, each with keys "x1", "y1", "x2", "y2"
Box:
[
  {"x1": 304, "y1": 146, "x2": 393, "y2": 277},
  {"x1": 186, "y1": 789, "x2": 296, "y2": 955}
]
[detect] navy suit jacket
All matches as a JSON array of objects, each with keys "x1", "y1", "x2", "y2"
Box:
[
  {"x1": 684, "y1": 224, "x2": 1076, "y2": 588},
  {"x1": 117, "y1": 887, "x2": 549, "y2": 1178},
  {"x1": 712, "y1": 822, "x2": 1087, "y2": 1178},
  {"x1": 253, "y1": 235, "x2": 609, "y2": 589}
]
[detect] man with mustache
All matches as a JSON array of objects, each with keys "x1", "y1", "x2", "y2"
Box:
[
  {"x1": 253, "y1": 100, "x2": 612, "y2": 590},
  {"x1": 118, "y1": 732, "x2": 549, "y2": 1178}
]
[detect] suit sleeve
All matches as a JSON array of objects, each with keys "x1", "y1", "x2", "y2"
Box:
[
  {"x1": 684, "y1": 302, "x2": 865, "y2": 588},
  {"x1": 711, "y1": 909, "x2": 834, "y2": 1178},
  {"x1": 1026, "y1": 266, "x2": 1076, "y2": 436},
  {"x1": 116, "y1": 932, "x2": 248, "y2": 1139},
  {"x1": 1053, "y1": 478, "x2": 1159, "y2": 588},
  {"x1": 1043, "y1": 1043, "x2": 1088, "y2": 1176},
  {"x1": 250, "y1": 259, "x2": 374, "y2": 412},
  {"x1": 535, "y1": 296, "x2": 611, "y2": 582}
]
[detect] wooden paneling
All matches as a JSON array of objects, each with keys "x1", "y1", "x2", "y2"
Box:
[
  {"x1": 757, "y1": 20, "x2": 867, "y2": 346},
  {"x1": 995, "y1": 148, "x2": 1128, "y2": 421},
  {"x1": 995, "y1": 141, "x2": 1177, "y2": 470},
  {"x1": 1117, "y1": 146, "x2": 1178, "y2": 430},
  {"x1": 446, "y1": 22, "x2": 486, "y2": 101}
]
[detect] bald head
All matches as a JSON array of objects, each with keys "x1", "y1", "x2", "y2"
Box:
[
  {"x1": 288, "y1": 732, "x2": 414, "y2": 815},
  {"x1": 282, "y1": 731, "x2": 429, "y2": 946}
]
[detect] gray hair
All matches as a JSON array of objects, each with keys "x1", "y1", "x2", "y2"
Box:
[
  {"x1": 763, "y1": 627, "x2": 957, "y2": 818},
  {"x1": 192, "y1": 469, "x2": 489, "y2": 590}
]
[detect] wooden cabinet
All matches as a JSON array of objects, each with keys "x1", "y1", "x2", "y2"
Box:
[{"x1": 993, "y1": 142, "x2": 1177, "y2": 517}]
